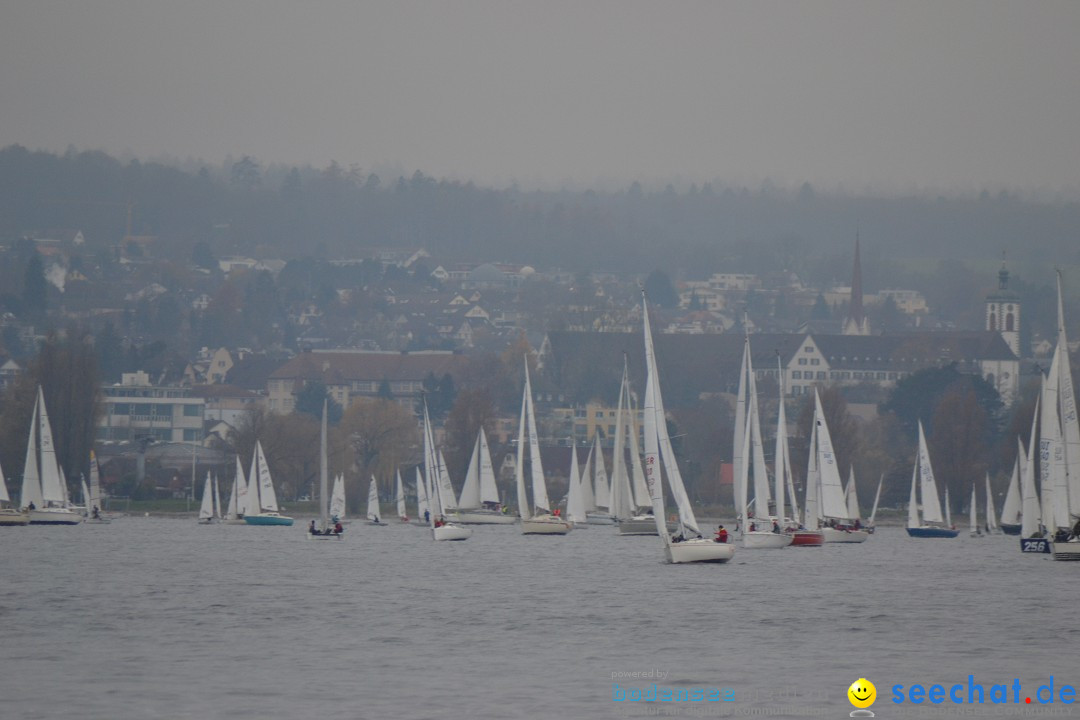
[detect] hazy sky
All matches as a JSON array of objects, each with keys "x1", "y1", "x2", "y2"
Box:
[{"x1": 2, "y1": 1, "x2": 1079, "y2": 195}]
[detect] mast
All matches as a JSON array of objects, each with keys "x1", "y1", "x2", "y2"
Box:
[
  {"x1": 641, "y1": 292, "x2": 670, "y2": 546},
  {"x1": 319, "y1": 399, "x2": 328, "y2": 530}
]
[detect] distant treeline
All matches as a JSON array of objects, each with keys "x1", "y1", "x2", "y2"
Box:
[{"x1": 2, "y1": 144, "x2": 1079, "y2": 285}]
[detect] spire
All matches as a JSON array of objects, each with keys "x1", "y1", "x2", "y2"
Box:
[
  {"x1": 998, "y1": 251, "x2": 1009, "y2": 290},
  {"x1": 843, "y1": 230, "x2": 869, "y2": 335}
]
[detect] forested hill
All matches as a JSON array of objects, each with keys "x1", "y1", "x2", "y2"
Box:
[{"x1": 1, "y1": 144, "x2": 1078, "y2": 282}]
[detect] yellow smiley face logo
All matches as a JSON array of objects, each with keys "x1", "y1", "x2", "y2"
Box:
[{"x1": 848, "y1": 678, "x2": 876, "y2": 709}]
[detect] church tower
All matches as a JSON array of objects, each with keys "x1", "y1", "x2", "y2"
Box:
[
  {"x1": 842, "y1": 231, "x2": 871, "y2": 336},
  {"x1": 986, "y1": 257, "x2": 1020, "y2": 356}
]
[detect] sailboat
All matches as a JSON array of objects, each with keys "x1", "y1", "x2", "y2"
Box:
[
  {"x1": 395, "y1": 470, "x2": 409, "y2": 522},
  {"x1": 1046, "y1": 272, "x2": 1080, "y2": 561},
  {"x1": 330, "y1": 474, "x2": 347, "y2": 523},
  {"x1": 1000, "y1": 442, "x2": 1023, "y2": 534},
  {"x1": 309, "y1": 400, "x2": 343, "y2": 540},
  {"x1": 366, "y1": 477, "x2": 388, "y2": 525},
  {"x1": 586, "y1": 435, "x2": 615, "y2": 524},
  {"x1": 21, "y1": 387, "x2": 81, "y2": 524},
  {"x1": 735, "y1": 336, "x2": 793, "y2": 548},
  {"x1": 640, "y1": 291, "x2": 733, "y2": 563},
  {"x1": 0, "y1": 456, "x2": 29, "y2": 525},
  {"x1": 224, "y1": 454, "x2": 247, "y2": 524},
  {"x1": 452, "y1": 427, "x2": 515, "y2": 524},
  {"x1": 414, "y1": 466, "x2": 430, "y2": 525},
  {"x1": 804, "y1": 389, "x2": 868, "y2": 543},
  {"x1": 906, "y1": 421, "x2": 959, "y2": 538},
  {"x1": 243, "y1": 440, "x2": 293, "y2": 525},
  {"x1": 865, "y1": 474, "x2": 883, "y2": 535},
  {"x1": 198, "y1": 471, "x2": 218, "y2": 524},
  {"x1": 614, "y1": 358, "x2": 664, "y2": 535},
  {"x1": 565, "y1": 442, "x2": 588, "y2": 528},
  {"x1": 517, "y1": 358, "x2": 572, "y2": 535},
  {"x1": 1019, "y1": 394, "x2": 1050, "y2": 553},
  {"x1": 983, "y1": 473, "x2": 999, "y2": 534},
  {"x1": 968, "y1": 483, "x2": 982, "y2": 538},
  {"x1": 423, "y1": 400, "x2": 471, "y2": 541}
]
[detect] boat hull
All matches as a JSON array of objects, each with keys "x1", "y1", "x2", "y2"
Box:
[
  {"x1": 1021, "y1": 537, "x2": 1051, "y2": 553},
  {"x1": 0, "y1": 510, "x2": 30, "y2": 526},
  {"x1": 743, "y1": 531, "x2": 794, "y2": 549},
  {"x1": 449, "y1": 510, "x2": 517, "y2": 525},
  {"x1": 1001, "y1": 523, "x2": 1021, "y2": 536},
  {"x1": 788, "y1": 529, "x2": 824, "y2": 546},
  {"x1": 522, "y1": 515, "x2": 572, "y2": 535},
  {"x1": 667, "y1": 539, "x2": 735, "y2": 564},
  {"x1": 307, "y1": 531, "x2": 344, "y2": 540},
  {"x1": 618, "y1": 517, "x2": 668, "y2": 535},
  {"x1": 244, "y1": 513, "x2": 294, "y2": 526},
  {"x1": 906, "y1": 526, "x2": 959, "y2": 539},
  {"x1": 1050, "y1": 539, "x2": 1080, "y2": 560},
  {"x1": 29, "y1": 508, "x2": 83, "y2": 525},
  {"x1": 586, "y1": 512, "x2": 616, "y2": 525},
  {"x1": 824, "y1": 527, "x2": 870, "y2": 543},
  {"x1": 433, "y1": 524, "x2": 472, "y2": 541}
]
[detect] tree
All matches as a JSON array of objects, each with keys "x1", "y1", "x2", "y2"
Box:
[
  {"x1": 231, "y1": 408, "x2": 320, "y2": 502},
  {"x1": 928, "y1": 386, "x2": 989, "y2": 516},
  {"x1": 191, "y1": 241, "x2": 216, "y2": 270},
  {"x1": 880, "y1": 364, "x2": 1002, "y2": 443},
  {"x1": 21, "y1": 252, "x2": 47, "y2": 318},
  {"x1": 294, "y1": 381, "x2": 342, "y2": 424},
  {"x1": 443, "y1": 388, "x2": 497, "y2": 480},
  {"x1": 644, "y1": 270, "x2": 679, "y2": 308},
  {"x1": 335, "y1": 398, "x2": 419, "y2": 506}
]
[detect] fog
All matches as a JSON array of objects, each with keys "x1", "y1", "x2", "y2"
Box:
[{"x1": 2, "y1": 1, "x2": 1079, "y2": 195}]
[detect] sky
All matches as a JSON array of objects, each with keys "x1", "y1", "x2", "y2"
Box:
[{"x1": 1, "y1": 1, "x2": 1079, "y2": 196}]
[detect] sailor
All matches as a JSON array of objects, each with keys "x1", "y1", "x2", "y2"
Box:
[
  {"x1": 714, "y1": 525, "x2": 729, "y2": 543},
  {"x1": 309, "y1": 520, "x2": 317, "y2": 534}
]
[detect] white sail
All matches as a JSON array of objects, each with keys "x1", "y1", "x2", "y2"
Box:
[
  {"x1": 523, "y1": 361, "x2": 550, "y2": 514},
  {"x1": 330, "y1": 474, "x2": 346, "y2": 521},
  {"x1": 626, "y1": 398, "x2": 649, "y2": 510},
  {"x1": 253, "y1": 441, "x2": 278, "y2": 512},
  {"x1": 214, "y1": 475, "x2": 222, "y2": 518},
  {"x1": 1040, "y1": 365, "x2": 1069, "y2": 532},
  {"x1": 80, "y1": 476, "x2": 90, "y2": 511},
  {"x1": 774, "y1": 364, "x2": 791, "y2": 524},
  {"x1": 199, "y1": 471, "x2": 215, "y2": 520},
  {"x1": 984, "y1": 473, "x2": 998, "y2": 530},
  {"x1": 906, "y1": 460, "x2": 919, "y2": 529},
  {"x1": 609, "y1": 362, "x2": 633, "y2": 520},
  {"x1": 1020, "y1": 396, "x2": 1042, "y2": 538},
  {"x1": 458, "y1": 434, "x2": 482, "y2": 509},
  {"x1": 416, "y1": 466, "x2": 430, "y2": 521},
  {"x1": 514, "y1": 383, "x2": 530, "y2": 520},
  {"x1": 367, "y1": 477, "x2": 382, "y2": 522},
  {"x1": 437, "y1": 449, "x2": 457, "y2": 510},
  {"x1": 477, "y1": 427, "x2": 499, "y2": 506},
  {"x1": 969, "y1": 483, "x2": 978, "y2": 534},
  {"x1": 944, "y1": 485, "x2": 952, "y2": 528},
  {"x1": 20, "y1": 395, "x2": 42, "y2": 509},
  {"x1": 803, "y1": 421, "x2": 821, "y2": 529},
  {"x1": 422, "y1": 401, "x2": 441, "y2": 524},
  {"x1": 0, "y1": 457, "x2": 8, "y2": 504},
  {"x1": 226, "y1": 454, "x2": 245, "y2": 520},
  {"x1": 566, "y1": 445, "x2": 586, "y2": 524},
  {"x1": 733, "y1": 336, "x2": 748, "y2": 526},
  {"x1": 917, "y1": 421, "x2": 944, "y2": 523},
  {"x1": 579, "y1": 443, "x2": 595, "y2": 511},
  {"x1": 396, "y1": 470, "x2": 407, "y2": 520},
  {"x1": 1054, "y1": 271, "x2": 1080, "y2": 518},
  {"x1": 1000, "y1": 442, "x2": 1023, "y2": 526},
  {"x1": 814, "y1": 389, "x2": 849, "y2": 519},
  {"x1": 37, "y1": 388, "x2": 66, "y2": 504},
  {"x1": 746, "y1": 367, "x2": 772, "y2": 519},
  {"x1": 89, "y1": 451, "x2": 103, "y2": 513},
  {"x1": 845, "y1": 467, "x2": 861, "y2": 521},
  {"x1": 868, "y1": 474, "x2": 884, "y2": 526},
  {"x1": 593, "y1": 435, "x2": 609, "y2": 510},
  {"x1": 643, "y1": 294, "x2": 698, "y2": 534},
  {"x1": 641, "y1": 296, "x2": 671, "y2": 546}
]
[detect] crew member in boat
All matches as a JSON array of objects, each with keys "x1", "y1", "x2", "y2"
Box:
[
  {"x1": 334, "y1": 521, "x2": 344, "y2": 534},
  {"x1": 309, "y1": 520, "x2": 318, "y2": 534},
  {"x1": 749, "y1": 522, "x2": 757, "y2": 532},
  {"x1": 714, "y1": 525, "x2": 729, "y2": 543},
  {"x1": 424, "y1": 509, "x2": 431, "y2": 524},
  {"x1": 771, "y1": 519, "x2": 780, "y2": 534},
  {"x1": 91, "y1": 506, "x2": 100, "y2": 520}
]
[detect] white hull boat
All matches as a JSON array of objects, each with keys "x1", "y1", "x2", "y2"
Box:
[
  {"x1": 1051, "y1": 538, "x2": 1080, "y2": 561},
  {"x1": 742, "y1": 530, "x2": 794, "y2": 548},
  {"x1": 433, "y1": 523, "x2": 472, "y2": 541},
  {"x1": 521, "y1": 514, "x2": 572, "y2": 535},
  {"x1": 0, "y1": 509, "x2": 30, "y2": 526},
  {"x1": 449, "y1": 510, "x2": 516, "y2": 525},
  {"x1": 29, "y1": 507, "x2": 82, "y2": 525},
  {"x1": 822, "y1": 527, "x2": 870, "y2": 543},
  {"x1": 667, "y1": 539, "x2": 735, "y2": 564}
]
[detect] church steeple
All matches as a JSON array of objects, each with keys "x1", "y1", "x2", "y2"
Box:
[
  {"x1": 842, "y1": 231, "x2": 870, "y2": 335},
  {"x1": 986, "y1": 252, "x2": 1020, "y2": 356}
]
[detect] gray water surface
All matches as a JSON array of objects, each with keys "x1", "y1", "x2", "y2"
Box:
[{"x1": 1, "y1": 519, "x2": 1075, "y2": 719}]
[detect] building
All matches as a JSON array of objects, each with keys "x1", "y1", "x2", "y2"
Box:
[
  {"x1": 986, "y1": 260, "x2": 1021, "y2": 357},
  {"x1": 98, "y1": 371, "x2": 206, "y2": 443},
  {"x1": 266, "y1": 349, "x2": 471, "y2": 413}
]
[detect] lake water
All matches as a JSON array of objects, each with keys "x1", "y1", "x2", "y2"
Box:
[{"x1": 1, "y1": 518, "x2": 1076, "y2": 719}]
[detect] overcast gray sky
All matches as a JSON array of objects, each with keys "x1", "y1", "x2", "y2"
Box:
[{"x1": 2, "y1": 1, "x2": 1078, "y2": 195}]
